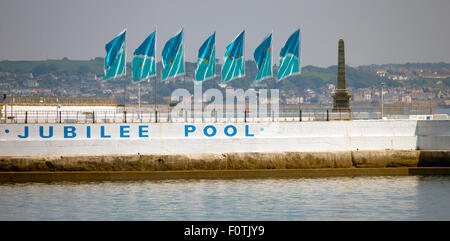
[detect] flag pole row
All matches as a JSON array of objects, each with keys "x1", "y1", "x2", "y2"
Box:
[{"x1": 103, "y1": 29, "x2": 301, "y2": 83}]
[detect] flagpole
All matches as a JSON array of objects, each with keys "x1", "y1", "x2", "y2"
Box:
[
  {"x1": 138, "y1": 82, "x2": 141, "y2": 119},
  {"x1": 243, "y1": 30, "x2": 246, "y2": 81},
  {"x1": 272, "y1": 31, "x2": 275, "y2": 91},
  {"x1": 271, "y1": 29, "x2": 274, "y2": 90},
  {"x1": 183, "y1": 26, "x2": 186, "y2": 90},
  {"x1": 299, "y1": 25, "x2": 302, "y2": 75},
  {"x1": 124, "y1": 28, "x2": 127, "y2": 110},
  {"x1": 183, "y1": 27, "x2": 186, "y2": 119},
  {"x1": 156, "y1": 71, "x2": 158, "y2": 112},
  {"x1": 154, "y1": 26, "x2": 158, "y2": 113}
]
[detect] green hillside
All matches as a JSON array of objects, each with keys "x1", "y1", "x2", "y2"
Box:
[
  {"x1": 0, "y1": 57, "x2": 104, "y2": 75},
  {"x1": 0, "y1": 58, "x2": 446, "y2": 90}
]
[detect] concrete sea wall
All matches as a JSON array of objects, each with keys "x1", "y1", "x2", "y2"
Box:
[
  {"x1": 0, "y1": 120, "x2": 449, "y2": 172},
  {"x1": 0, "y1": 150, "x2": 448, "y2": 172},
  {"x1": 0, "y1": 120, "x2": 449, "y2": 156}
]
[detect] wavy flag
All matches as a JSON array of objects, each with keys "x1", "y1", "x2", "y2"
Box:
[
  {"x1": 254, "y1": 33, "x2": 272, "y2": 81},
  {"x1": 103, "y1": 29, "x2": 126, "y2": 80},
  {"x1": 221, "y1": 30, "x2": 245, "y2": 82},
  {"x1": 195, "y1": 32, "x2": 216, "y2": 82},
  {"x1": 277, "y1": 29, "x2": 300, "y2": 80},
  {"x1": 132, "y1": 31, "x2": 156, "y2": 82},
  {"x1": 161, "y1": 29, "x2": 184, "y2": 81}
]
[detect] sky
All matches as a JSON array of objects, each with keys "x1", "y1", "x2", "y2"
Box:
[{"x1": 0, "y1": 0, "x2": 449, "y2": 67}]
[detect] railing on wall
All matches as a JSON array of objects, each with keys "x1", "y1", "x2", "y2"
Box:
[{"x1": 0, "y1": 105, "x2": 441, "y2": 124}]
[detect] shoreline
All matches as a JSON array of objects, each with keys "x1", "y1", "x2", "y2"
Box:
[
  {"x1": 1, "y1": 167, "x2": 450, "y2": 183},
  {"x1": 0, "y1": 150, "x2": 449, "y2": 183}
]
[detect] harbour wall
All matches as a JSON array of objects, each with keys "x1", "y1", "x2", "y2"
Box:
[
  {"x1": 0, "y1": 150, "x2": 448, "y2": 172},
  {"x1": 0, "y1": 120, "x2": 449, "y2": 171},
  {"x1": 0, "y1": 120, "x2": 449, "y2": 156}
]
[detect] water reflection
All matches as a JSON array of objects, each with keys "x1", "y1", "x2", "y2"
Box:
[
  {"x1": 0, "y1": 176, "x2": 449, "y2": 220},
  {"x1": 415, "y1": 176, "x2": 450, "y2": 220}
]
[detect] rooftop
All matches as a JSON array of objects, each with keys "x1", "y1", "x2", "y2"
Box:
[{"x1": 2, "y1": 96, "x2": 118, "y2": 106}]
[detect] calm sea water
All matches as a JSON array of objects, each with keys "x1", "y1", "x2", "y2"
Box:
[
  {"x1": 437, "y1": 106, "x2": 450, "y2": 115},
  {"x1": 0, "y1": 176, "x2": 449, "y2": 221}
]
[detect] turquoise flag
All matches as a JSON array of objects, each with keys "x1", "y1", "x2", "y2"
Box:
[
  {"x1": 277, "y1": 29, "x2": 300, "y2": 80},
  {"x1": 161, "y1": 29, "x2": 184, "y2": 81},
  {"x1": 221, "y1": 30, "x2": 245, "y2": 82},
  {"x1": 103, "y1": 29, "x2": 126, "y2": 80},
  {"x1": 132, "y1": 31, "x2": 156, "y2": 82},
  {"x1": 195, "y1": 32, "x2": 216, "y2": 82},
  {"x1": 254, "y1": 33, "x2": 272, "y2": 81}
]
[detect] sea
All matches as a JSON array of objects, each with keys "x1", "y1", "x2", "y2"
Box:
[
  {"x1": 438, "y1": 106, "x2": 450, "y2": 115},
  {"x1": 0, "y1": 175, "x2": 449, "y2": 221}
]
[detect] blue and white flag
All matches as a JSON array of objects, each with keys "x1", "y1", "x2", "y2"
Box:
[
  {"x1": 132, "y1": 31, "x2": 156, "y2": 82},
  {"x1": 195, "y1": 32, "x2": 216, "y2": 82},
  {"x1": 221, "y1": 30, "x2": 245, "y2": 82},
  {"x1": 103, "y1": 29, "x2": 126, "y2": 80},
  {"x1": 161, "y1": 29, "x2": 184, "y2": 81},
  {"x1": 254, "y1": 33, "x2": 272, "y2": 81},
  {"x1": 277, "y1": 29, "x2": 300, "y2": 80}
]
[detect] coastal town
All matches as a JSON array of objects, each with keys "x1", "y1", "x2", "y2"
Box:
[{"x1": 0, "y1": 59, "x2": 449, "y2": 109}]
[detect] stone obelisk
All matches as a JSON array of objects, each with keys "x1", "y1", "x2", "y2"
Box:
[{"x1": 332, "y1": 39, "x2": 351, "y2": 112}]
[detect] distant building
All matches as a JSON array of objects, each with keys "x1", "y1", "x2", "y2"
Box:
[
  {"x1": 285, "y1": 97, "x2": 300, "y2": 105},
  {"x1": 376, "y1": 70, "x2": 387, "y2": 77},
  {"x1": 2, "y1": 96, "x2": 117, "y2": 105},
  {"x1": 401, "y1": 95, "x2": 412, "y2": 103},
  {"x1": 23, "y1": 79, "x2": 39, "y2": 88}
]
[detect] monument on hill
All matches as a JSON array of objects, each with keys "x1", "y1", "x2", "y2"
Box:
[{"x1": 332, "y1": 39, "x2": 351, "y2": 113}]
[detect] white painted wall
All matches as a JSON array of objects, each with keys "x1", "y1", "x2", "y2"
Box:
[{"x1": 0, "y1": 120, "x2": 448, "y2": 156}]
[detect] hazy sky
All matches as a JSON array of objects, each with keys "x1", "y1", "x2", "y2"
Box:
[{"x1": 0, "y1": 0, "x2": 449, "y2": 67}]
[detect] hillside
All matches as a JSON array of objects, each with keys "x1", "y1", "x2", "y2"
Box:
[{"x1": 1, "y1": 58, "x2": 442, "y2": 90}]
